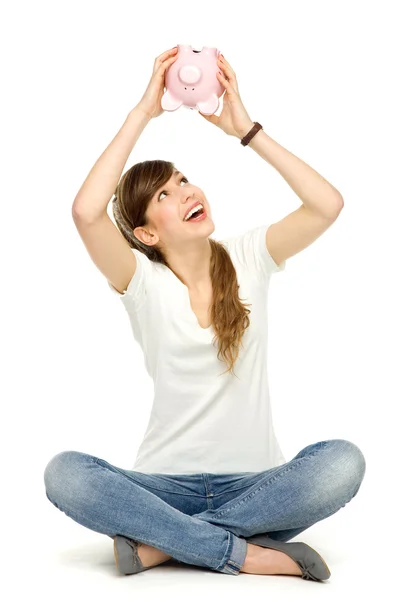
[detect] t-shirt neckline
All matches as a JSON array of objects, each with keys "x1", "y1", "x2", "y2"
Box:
[{"x1": 166, "y1": 266, "x2": 213, "y2": 332}]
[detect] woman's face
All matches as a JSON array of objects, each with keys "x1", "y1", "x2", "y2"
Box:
[{"x1": 136, "y1": 169, "x2": 214, "y2": 250}]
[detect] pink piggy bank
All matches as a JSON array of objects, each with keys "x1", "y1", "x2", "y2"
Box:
[{"x1": 161, "y1": 44, "x2": 225, "y2": 116}]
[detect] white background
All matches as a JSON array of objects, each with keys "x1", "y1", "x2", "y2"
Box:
[{"x1": 2, "y1": 0, "x2": 399, "y2": 596}]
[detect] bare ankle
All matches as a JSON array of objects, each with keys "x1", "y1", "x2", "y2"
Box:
[
  {"x1": 137, "y1": 543, "x2": 171, "y2": 568},
  {"x1": 240, "y1": 543, "x2": 302, "y2": 576},
  {"x1": 240, "y1": 543, "x2": 263, "y2": 573}
]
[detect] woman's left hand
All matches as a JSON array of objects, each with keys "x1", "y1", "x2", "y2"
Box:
[{"x1": 198, "y1": 54, "x2": 254, "y2": 139}]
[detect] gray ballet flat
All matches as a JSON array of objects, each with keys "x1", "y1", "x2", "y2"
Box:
[
  {"x1": 113, "y1": 535, "x2": 153, "y2": 575},
  {"x1": 244, "y1": 533, "x2": 331, "y2": 581}
]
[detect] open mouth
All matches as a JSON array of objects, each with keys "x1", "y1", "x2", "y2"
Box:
[{"x1": 184, "y1": 205, "x2": 207, "y2": 222}]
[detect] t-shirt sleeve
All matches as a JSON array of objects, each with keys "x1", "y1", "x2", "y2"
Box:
[
  {"x1": 107, "y1": 248, "x2": 149, "y2": 310},
  {"x1": 223, "y1": 224, "x2": 286, "y2": 280}
]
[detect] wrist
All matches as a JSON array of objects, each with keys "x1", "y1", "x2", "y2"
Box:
[
  {"x1": 235, "y1": 120, "x2": 256, "y2": 140},
  {"x1": 130, "y1": 104, "x2": 153, "y2": 122}
]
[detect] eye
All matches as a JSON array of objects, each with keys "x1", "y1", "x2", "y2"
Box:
[{"x1": 158, "y1": 177, "x2": 188, "y2": 201}]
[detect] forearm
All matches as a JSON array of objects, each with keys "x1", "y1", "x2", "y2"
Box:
[
  {"x1": 72, "y1": 106, "x2": 151, "y2": 221},
  {"x1": 236, "y1": 125, "x2": 344, "y2": 219}
]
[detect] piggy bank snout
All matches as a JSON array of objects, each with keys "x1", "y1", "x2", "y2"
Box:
[{"x1": 179, "y1": 65, "x2": 201, "y2": 85}]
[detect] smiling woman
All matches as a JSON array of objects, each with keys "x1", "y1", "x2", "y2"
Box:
[
  {"x1": 51, "y1": 44, "x2": 365, "y2": 581},
  {"x1": 112, "y1": 158, "x2": 252, "y2": 377}
]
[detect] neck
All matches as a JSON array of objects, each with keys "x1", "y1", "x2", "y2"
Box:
[{"x1": 166, "y1": 239, "x2": 212, "y2": 290}]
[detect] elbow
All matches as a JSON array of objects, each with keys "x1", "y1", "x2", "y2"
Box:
[{"x1": 330, "y1": 194, "x2": 344, "y2": 219}]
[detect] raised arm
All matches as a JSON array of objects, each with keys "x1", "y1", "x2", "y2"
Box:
[
  {"x1": 71, "y1": 107, "x2": 153, "y2": 294},
  {"x1": 72, "y1": 107, "x2": 151, "y2": 221}
]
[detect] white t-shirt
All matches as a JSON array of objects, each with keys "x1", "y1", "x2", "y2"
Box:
[{"x1": 108, "y1": 224, "x2": 287, "y2": 475}]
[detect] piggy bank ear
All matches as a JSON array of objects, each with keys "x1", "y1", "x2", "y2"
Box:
[
  {"x1": 161, "y1": 89, "x2": 183, "y2": 111},
  {"x1": 197, "y1": 95, "x2": 219, "y2": 117}
]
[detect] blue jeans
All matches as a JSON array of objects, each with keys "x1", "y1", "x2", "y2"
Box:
[{"x1": 43, "y1": 438, "x2": 366, "y2": 575}]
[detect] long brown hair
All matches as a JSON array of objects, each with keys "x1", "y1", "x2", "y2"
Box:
[{"x1": 112, "y1": 160, "x2": 251, "y2": 377}]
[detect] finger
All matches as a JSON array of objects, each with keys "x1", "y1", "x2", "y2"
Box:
[
  {"x1": 217, "y1": 66, "x2": 238, "y2": 94},
  {"x1": 161, "y1": 53, "x2": 179, "y2": 69},
  {"x1": 160, "y1": 47, "x2": 178, "y2": 58},
  {"x1": 219, "y1": 54, "x2": 233, "y2": 69},
  {"x1": 220, "y1": 55, "x2": 232, "y2": 68},
  {"x1": 154, "y1": 52, "x2": 178, "y2": 75},
  {"x1": 155, "y1": 47, "x2": 178, "y2": 63},
  {"x1": 218, "y1": 55, "x2": 236, "y2": 80},
  {"x1": 216, "y1": 70, "x2": 232, "y2": 95},
  {"x1": 216, "y1": 70, "x2": 228, "y2": 87}
]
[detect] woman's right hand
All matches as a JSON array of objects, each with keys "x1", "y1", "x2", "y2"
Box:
[{"x1": 136, "y1": 47, "x2": 179, "y2": 119}]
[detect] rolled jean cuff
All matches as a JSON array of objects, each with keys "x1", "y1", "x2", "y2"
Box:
[{"x1": 217, "y1": 532, "x2": 247, "y2": 575}]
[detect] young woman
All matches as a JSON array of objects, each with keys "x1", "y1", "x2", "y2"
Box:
[{"x1": 44, "y1": 46, "x2": 366, "y2": 580}]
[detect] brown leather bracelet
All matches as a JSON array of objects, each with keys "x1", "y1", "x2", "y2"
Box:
[{"x1": 240, "y1": 121, "x2": 263, "y2": 146}]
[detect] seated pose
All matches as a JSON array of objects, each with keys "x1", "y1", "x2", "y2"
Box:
[{"x1": 44, "y1": 46, "x2": 365, "y2": 581}]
